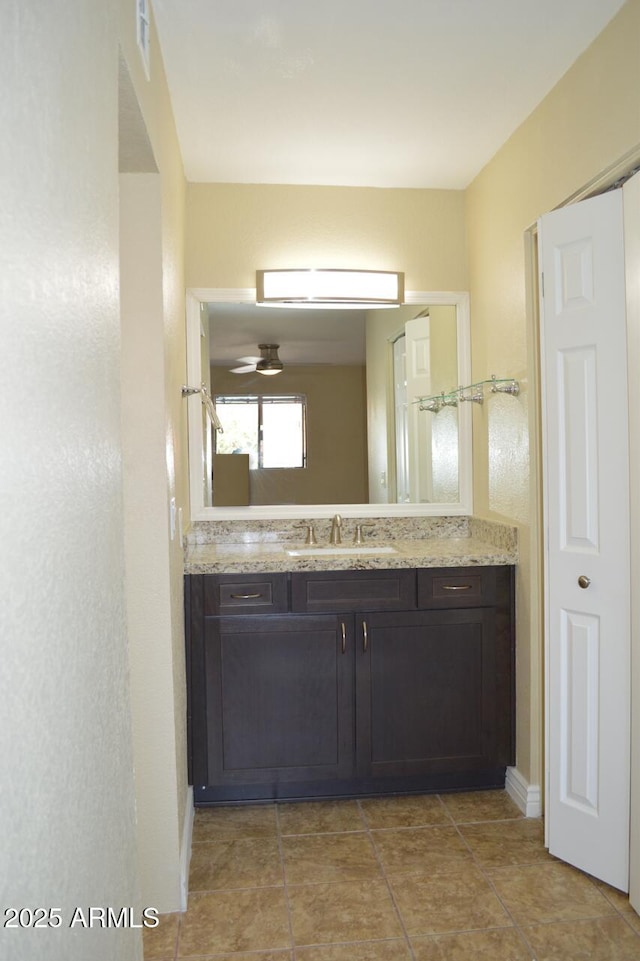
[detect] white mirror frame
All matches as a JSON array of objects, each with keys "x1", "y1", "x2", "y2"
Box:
[{"x1": 186, "y1": 288, "x2": 472, "y2": 520}]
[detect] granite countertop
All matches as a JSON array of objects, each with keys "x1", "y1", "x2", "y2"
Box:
[{"x1": 184, "y1": 535, "x2": 517, "y2": 575}]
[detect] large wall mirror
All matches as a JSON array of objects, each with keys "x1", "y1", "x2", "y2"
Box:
[{"x1": 186, "y1": 289, "x2": 472, "y2": 520}]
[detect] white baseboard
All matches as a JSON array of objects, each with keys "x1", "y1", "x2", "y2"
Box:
[
  {"x1": 506, "y1": 766, "x2": 542, "y2": 818},
  {"x1": 179, "y1": 785, "x2": 194, "y2": 911}
]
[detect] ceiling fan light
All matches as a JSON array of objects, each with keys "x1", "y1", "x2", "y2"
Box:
[
  {"x1": 255, "y1": 343, "x2": 283, "y2": 374},
  {"x1": 256, "y1": 269, "x2": 404, "y2": 308},
  {"x1": 256, "y1": 365, "x2": 283, "y2": 375}
]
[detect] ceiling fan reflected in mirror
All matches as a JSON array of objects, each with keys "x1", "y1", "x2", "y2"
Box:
[{"x1": 230, "y1": 343, "x2": 284, "y2": 376}]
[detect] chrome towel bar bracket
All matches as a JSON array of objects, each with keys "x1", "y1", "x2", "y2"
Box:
[{"x1": 181, "y1": 383, "x2": 224, "y2": 432}]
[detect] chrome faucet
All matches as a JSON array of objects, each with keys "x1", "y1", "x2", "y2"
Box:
[{"x1": 329, "y1": 513, "x2": 343, "y2": 545}]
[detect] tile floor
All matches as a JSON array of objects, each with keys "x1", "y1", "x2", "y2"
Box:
[{"x1": 144, "y1": 790, "x2": 640, "y2": 961}]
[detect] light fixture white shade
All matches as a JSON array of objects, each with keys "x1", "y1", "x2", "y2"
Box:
[{"x1": 256, "y1": 269, "x2": 404, "y2": 308}]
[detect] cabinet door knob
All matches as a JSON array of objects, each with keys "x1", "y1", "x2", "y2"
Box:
[
  {"x1": 362, "y1": 620, "x2": 368, "y2": 652},
  {"x1": 578, "y1": 575, "x2": 591, "y2": 589}
]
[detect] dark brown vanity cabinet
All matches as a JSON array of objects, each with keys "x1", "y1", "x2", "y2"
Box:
[{"x1": 185, "y1": 566, "x2": 514, "y2": 804}]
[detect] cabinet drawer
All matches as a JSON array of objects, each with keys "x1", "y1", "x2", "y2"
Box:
[
  {"x1": 203, "y1": 573, "x2": 288, "y2": 615},
  {"x1": 417, "y1": 566, "x2": 497, "y2": 608},
  {"x1": 291, "y1": 569, "x2": 416, "y2": 613}
]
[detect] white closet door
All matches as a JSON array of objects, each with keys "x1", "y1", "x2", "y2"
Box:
[{"x1": 539, "y1": 189, "x2": 631, "y2": 891}]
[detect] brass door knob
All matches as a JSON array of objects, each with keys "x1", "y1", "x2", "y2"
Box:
[{"x1": 578, "y1": 575, "x2": 591, "y2": 589}]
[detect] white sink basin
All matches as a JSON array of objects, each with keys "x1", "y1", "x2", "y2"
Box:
[{"x1": 285, "y1": 545, "x2": 398, "y2": 557}]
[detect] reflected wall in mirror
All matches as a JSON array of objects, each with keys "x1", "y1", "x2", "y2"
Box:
[{"x1": 185, "y1": 289, "x2": 471, "y2": 520}]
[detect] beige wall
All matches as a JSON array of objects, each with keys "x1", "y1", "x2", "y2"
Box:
[
  {"x1": 465, "y1": 0, "x2": 640, "y2": 790},
  {"x1": 211, "y1": 366, "x2": 368, "y2": 505},
  {"x1": 186, "y1": 183, "x2": 468, "y2": 292},
  {"x1": 1, "y1": 3, "x2": 141, "y2": 959},
  {"x1": 118, "y1": 2, "x2": 189, "y2": 912},
  {"x1": 120, "y1": 175, "x2": 186, "y2": 912}
]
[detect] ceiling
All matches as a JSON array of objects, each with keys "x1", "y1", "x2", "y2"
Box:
[
  {"x1": 152, "y1": 0, "x2": 625, "y2": 189},
  {"x1": 208, "y1": 303, "x2": 369, "y2": 366}
]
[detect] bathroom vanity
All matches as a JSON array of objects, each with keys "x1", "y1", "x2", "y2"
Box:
[{"x1": 184, "y1": 520, "x2": 517, "y2": 805}]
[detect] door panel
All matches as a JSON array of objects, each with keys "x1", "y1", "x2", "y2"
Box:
[
  {"x1": 558, "y1": 346, "x2": 599, "y2": 550},
  {"x1": 539, "y1": 189, "x2": 630, "y2": 891},
  {"x1": 558, "y1": 609, "x2": 600, "y2": 813}
]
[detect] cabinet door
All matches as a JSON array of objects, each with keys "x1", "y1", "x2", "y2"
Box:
[
  {"x1": 202, "y1": 614, "x2": 355, "y2": 790},
  {"x1": 356, "y1": 609, "x2": 509, "y2": 777}
]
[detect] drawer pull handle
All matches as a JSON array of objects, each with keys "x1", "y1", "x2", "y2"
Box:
[
  {"x1": 442, "y1": 585, "x2": 472, "y2": 591},
  {"x1": 229, "y1": 592, "x2": 263, "y2": 599},
  {"x1": 362, "y1": 620, "x2": 368, "y2": 652},
  {"x1": 341, "y1": 622, "x2": 346, "y2": 654}
]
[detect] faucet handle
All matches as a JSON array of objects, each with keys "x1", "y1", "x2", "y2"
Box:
[
  {"x1": 353, "y1": 523, "x2": 375, "y2": 545},
  {"x1": 296, "y1": 522, "x2": 317, "y2": 545}
]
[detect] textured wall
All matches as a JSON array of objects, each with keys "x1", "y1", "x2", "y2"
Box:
[
  {"x1": 0, "y1": 2, "x2": 140, "y2": 959},
  {"x1": 186, "y1": 183, "x2": 468, "y2": 293},
  {"x1": 465, "y1": 0, "x2": 640, "y2": 788},
  {"x1": 120, "y1": 176, "x2": 185, "y2": 912},
  {"x1": 118, "y1": 0, "x2": 190, "y2": 913}
]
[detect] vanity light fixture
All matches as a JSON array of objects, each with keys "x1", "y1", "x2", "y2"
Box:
[{"x1": 256, "y1": 269, "x2": 404, "y2": 308}]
